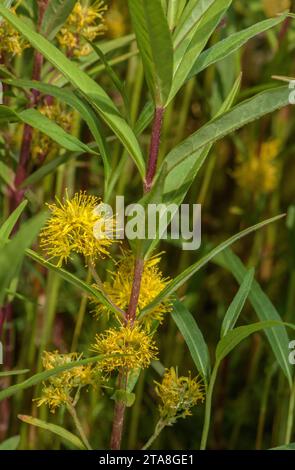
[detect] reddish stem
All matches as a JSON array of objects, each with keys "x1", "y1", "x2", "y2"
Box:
[
  {"x1": 127, "y1": 257, "x2": 144, "y2": 323},
  {"x1": 278, "y1": 17, "x2": 291, "y2": 44},
  {"x1": 110, "y1": 370, "x2": 127, "y2": 450},
  {"x1": 144, "y1": 107, "x2": 164, "y2": 193},
  {"x1": 110, "y1": 107, "x2": 165, "y2": 449}
]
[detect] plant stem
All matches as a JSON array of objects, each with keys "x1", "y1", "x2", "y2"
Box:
[
  {"x1": 127, "y1": 257, "x2": 144, "y2": 323},
  {"x1": 110, "y1": 370, "x2": 127, "y2": 450},
  {"x1": 144, "y1": 107, "x2": 164, "y2": 193},
  {"x1": 200, "y1": 363, "x2": 218, "y2": 450},
  {"x1": 142, "y1": 419, "x2": 166, "y2": 450},
  {"x1": 71, "y1": 268, "x2": 92, "y2": 352},
  {"x1": 128, "y1": 370, "x2": 145, "y2": 449},
  {"x1": 67, "y1": 403, "x2": 92, "y2": 450},
  {"x1": 110, "y1": 97, "x2": 164, "y2": 451}
]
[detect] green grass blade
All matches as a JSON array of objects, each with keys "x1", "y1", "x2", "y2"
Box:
[
  {"x1": 0, "y1": 200, "x2": 27, "y2": 248},
  {"x1": 141, "y1": 215, "x2": 284, "y2": 315},
  {"x1": 172, "y1": 299, "x2": 211, "y2": 386},
  {"x1": 163, "y1": 86, "x2": 290, "y2": 174},
  {"x1": 0, "y1": 354, "x2": 119, "y2": 401},
  {"x1": 0, "y1": 212, "x2": 47, "y2": 307},
  {"x1": 214, "y1": 248, "x2": 293, "y2": 388},
  {"x1": 221, "y1": 268, "x2": 255, "y2": 337},
  {"x1": 188, "y1": 15, "x2": 287, "y2": 79},
  {"x1": 18, "y1": 415, "x2": 85, "y2": 450},
  {"x1": 0, "y1": 369, "x2": 29, "y2": 377}
]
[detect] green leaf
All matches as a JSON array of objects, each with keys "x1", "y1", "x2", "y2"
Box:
[
  {"x1": 0, "y1": 105, "x2": 18, "y2": 123},
  {"x1": 0, "y1": 212, "x2": 47, "y2": 307},
  {"x1": 1, "y1": 104, "x2": 96, "y2": 156},
  {"x1": 141, "y1": 215, "x2": 284, "y2": 315},
  {"x1": 0, "y1": 354, "x2": 118, "y2": 402},
  {"x1": 128, "y1": 0, "x2": 174, "y2": 105},
  {"x1": 41, "y1": 0, "x2": 76, "y2": 40},
  {"x1": 18, "y1": 415, "x2": 85, "y2": 450},
  {"x1": 0, "y1": 200, "x2": 27, "y2": 249},
  {"x1": 21, "y1": 151, "x2": 80, "y2": 188},
  {"x1": 216, "y1": 321, "x2": 285, "y2": 363},
  {"x1": 20, "y1": 108, "x2": 97, "y2": 155},
  {"x1": 0, "y1": 161, "x2": 14, "y2": 188},
  {"x1": 163, "y1": 86, "x2": 290, "y2": 174},
  {"x1": 214, "y1": 248, "x2": 293, "y2": 388},
  {"x1": 0, "y1": 435, "x2": 20, "y2": 450},
  {"x1": 164, "y1": 73, "x2": 242, "y2": 200},
  {"x1": 172, "y1": 299, "x2": 211, "y2": 386},
  {"x1": 6, "y1": 79, "x2": 111, "y2": 180},
  {"x1": 86, "y1": 40, "x2": 130, "y2": 115},
  {"x1": 173, "y1": 0, "x2": 216, "y2": 47},
  {"x1": 187, "y1": 15, "x2": 287, "y2": 79},
  {"x1": 0, "y1": 5, "x2": 145, "y2": 178},
  {"x1": 0, "y1": 369, "x2": 29, "y2": 377},
  {"x1": 170, "y1": 0, "x2": 232, "y2": 102},
  {"x1": 25, "y1": 249, "x2": 120, "y2": 317},
  {"x1": 145, "y1": 74, "x2": 242, "y2": 258},
  {"x1": 221, "y1": 268, "x2": 254, "y2": 337},
  {"x1": 111, "y1": 390, "x2": 136, "y2": 407}
]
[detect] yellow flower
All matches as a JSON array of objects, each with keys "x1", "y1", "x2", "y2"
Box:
[
  {"x1": 35, "y1": 386, "x2": 69, "y2": 412},
  {"x1": 93, "y1": 252, "x2": 171, "y2": 330},
  {"x1": 233, "y1": 140, "x2": 280, "y2": 195},
  {"x1": 0, "y1": 9, "x2": 28, "y2": 57},
  {"x1": 155, "y1": 367, "x2": 205, "y2": 424},
  {"x1": 35, "y1": 351, "x2": 96, "y2": 412},
  {"x1": 58, "y1": 1, "x2": 108, "y2": 57},
  {"x1": 31, "y1": 102, "x2": 73, "y2": 161},
  {"x1": 40, "y1": 191, "x2": 115, "y2": 266},
  {"x1": 91, "y1": 323, "x2": 158, "y2": 372}
]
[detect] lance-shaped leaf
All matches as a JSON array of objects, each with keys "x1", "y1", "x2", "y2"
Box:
[
  {"x1": 140, "y1": 215, "x2": 284, "y2": 315},
  {"x1": 41, "y1": 0, "x2": 76, "y2": 40},
  {"x1": 172, "y1": 299, "x2": 211, "y2": 386},
  {"x1": 128, "y1": 0, "x2": 173, "y2": 106},
  {"x1": 187, "y1": 15, "x2": 288, "y2": 80},
  {"x1": 214, "y1": 248, "x2": 293, "y2": 388},
  {"x1": 162, "y1": 86, "x2": 290, "y2": 174},
  {"x1": 170, "y1": 0, "x2": 232, "y2": 102},
  {"x1": 0, "y1": 104, "x2": 97, "y2": 156}
]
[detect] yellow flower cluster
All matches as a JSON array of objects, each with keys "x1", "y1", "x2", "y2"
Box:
[
  {"x1": 91, "y1": 323, "x2": 158, "y2": 372},
  {"x1": 40, "y1": 191, "x2": 115, "y2": 266},
  {"x1": 93, "y1": 252, "x2": 171, "y2": 330},
  {"x1": 155, "y1": 368, "x2": 205, "y2": 424},
  {"x1": 233, "y1": 140, "x2": 280, "y2": 195},
  {"x1": 57, "y1": 1, "x2": 108, "y2": 57},
  {"x1": 36, "y1": 351, "x2": 96, "y2": 412},
  {"x1": 32, "y1": 102, "x2": 73, "y2": 161},
  {"x1": 0, "y1": 10, "x2": 28, "y2": 57}
]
